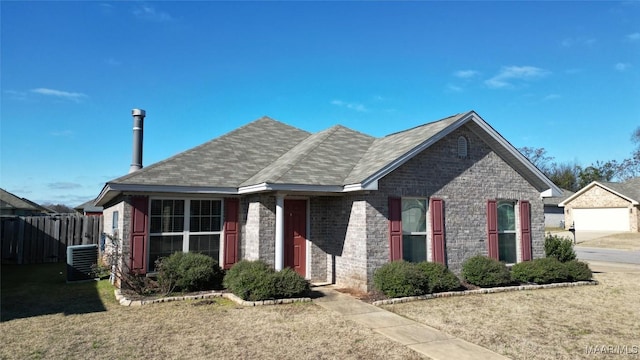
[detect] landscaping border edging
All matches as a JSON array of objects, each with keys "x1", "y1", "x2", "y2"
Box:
[
  {"x1": 113, "y1": 289, "x2": 312, "y2": 307},
  {"x1": 372, "y1": 280, "x2": 599, "y2": 306}
]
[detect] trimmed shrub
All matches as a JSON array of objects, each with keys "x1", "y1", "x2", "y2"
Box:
[
  {"x1": 461, "y1": 255, "x2": 511, "y2": 287},
  {"x1": 565, "y1": 260, "x2": 592, "y2": 281},
  {"x1": 544, "y1": 234, "x2": 576, "y2": 262},
  {"x1": 157, "y1": 252, "x2": 224, "y2": 293},
  {"x1": 223, "y1": 260, "x2": 309, "y2": 301},
  {"x1": 373, "y1": 261, "x2": 427, "y2": 298},
  {"x1": 272, "y1": 268, "x2": 310, "y2": 298},
  {"x1": 511, "y1": 258, "x2": 569, "y2": 284},
  {"x1": 416, "y1": 262, "x2": 461, "y2": 293},
  {"x1": 223, "y1": 260, "x2": 274, "y2": 301}
]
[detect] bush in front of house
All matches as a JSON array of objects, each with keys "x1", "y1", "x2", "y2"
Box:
[
  {"x1": 272, "y1": 267, "x2": 310, "y2": 299},
  {"x1": 157, "y1": 252, "x2": 224, "y2": 293},
  {"x1": 564, "y1": 260, "x2": 593, "y2": 281},
  {"x1": 511, "y1": 257, "x2": 569, "y2": 284},
  {"x1": 373, "y1": 261, "x2": 427, "y2": 298},
  {"x1": 416, "y1": 261, "x2": 461, "y2": 293},
  {"x1": 544, "y1": 234, "x2": 576, "y2": 262},
  {"x1": 461, "y1": 255, "x2": 512, "y2": 287},
  {"x1": 223, "y1": 260, "x2": 309, "y2": 301}
]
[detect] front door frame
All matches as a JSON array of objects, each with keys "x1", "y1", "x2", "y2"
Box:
[{"x1": 283, "y1": 198, "x2": 309, "y2": 278}]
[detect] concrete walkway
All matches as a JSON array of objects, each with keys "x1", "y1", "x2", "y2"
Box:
[{"x1": 313, "y1": 286, "x2": 508, "y2": 360}]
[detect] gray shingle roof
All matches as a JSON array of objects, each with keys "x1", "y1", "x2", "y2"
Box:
[
  {"x1": 344, "y1": 113, "x2": 466, "y2": 185},
  {"x1": 242, "y1": 125, "x2": 374, "y2": 186},
  {"x1": 98, "y1": 110, "x2": 558, "y2": 203},
  {"x1": 109, "y1": 117, "x2": 310, "y2": 188},
  {"x1": 0, "y1": 188, "x2": 41, "y2": 211},
  {"x1": 542, "y1": 189, "x2": 575, "y2": 206},
  {"x1": 599, "y1": 177, "x2": 640, "y2": 203}
]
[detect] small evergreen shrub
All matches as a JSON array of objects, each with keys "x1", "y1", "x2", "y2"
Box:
[
  {"x1": 223, "y1": 260, "x2": 309, "y2": 301},
  {"x1": 373, "y1": 261, "x2": 427, "y2": 298},
  {"x1": 157, "y1": 252, "x2": 224, "y2": 293},
  {"x1": 511, "y1": 258, "x2": 569, "y2": 284},
  {"x1": 416, "y1": 262, "x2": 461, "y2": 293},
  {"x1": 544, "y1": 234, "x2": 576, "y2": 262},
  {"x1": 564, "y1": 260, "x2": 592, "y2": 281},
  {"x1": 461, "y1": 255, "x2": 511, "y2": 287},
  {"x1": 272, "y1": 268, "x2": 310, "y2": 298}
]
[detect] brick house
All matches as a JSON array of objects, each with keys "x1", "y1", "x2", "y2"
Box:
[
  {"x1": 95, "y1": 110, "x2": 560, "y2": 291},
  {"x1": 559, "y1": 178, "x2": 640, "y2": 232}
]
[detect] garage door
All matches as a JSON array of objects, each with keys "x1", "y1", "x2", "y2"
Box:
[{"x1": 572, "y1": 208, "x2": 630, "y2": 231}]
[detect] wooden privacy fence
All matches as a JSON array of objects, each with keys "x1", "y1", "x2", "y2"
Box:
[{"x1": 0, "y1": 215, "x2": 103, "y2": 264}]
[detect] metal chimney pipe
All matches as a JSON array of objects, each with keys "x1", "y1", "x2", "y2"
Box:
[{"x1": 129, "y1": 109, "x2": 146, "y2": 173}]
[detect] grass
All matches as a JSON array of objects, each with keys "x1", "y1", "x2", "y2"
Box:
[
  {"x1": 1, "y1": 263, "x2": 423, "y2": 360},
  {"x1": 381, "y1": 267, "x2": 640, "y2": 360},
  {"x1": 576, "y1": 232, "x2": 640, "y2": 251}
]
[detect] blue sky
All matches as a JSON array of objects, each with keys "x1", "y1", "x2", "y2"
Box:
[{"x1": 1, "y1": 1, "x2": 639, "y2": 206}]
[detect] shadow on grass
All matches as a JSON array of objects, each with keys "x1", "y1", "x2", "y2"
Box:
[{"x1": 1, "y1": 263, "x2": 109, "y2": 322}]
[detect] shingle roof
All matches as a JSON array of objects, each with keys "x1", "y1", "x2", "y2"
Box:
[
  {"x1": 97, "y1": 111, "x2": 559, "y2": 204},
  {"x1": 109, "y1": 117, "x2": 310, "y2": 188},
  {"x1": 542, "y1": 188, "x2": 575, "y2": 206},
  {"x1": 599, "y1": 177, "x2": 640, "y2": 203},
  {"x1": 242, "y1": 125, "x2": 374, "y2": 186},
  {"x1": 344, "y1": 113, "x2": 466, "y2": 185},
  {"x1": 0, "y1": 188, "x2": 42, "y2": 212}
]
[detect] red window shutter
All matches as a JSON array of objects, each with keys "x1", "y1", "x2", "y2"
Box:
[
  {"x1": 223, "y1": 198, "x2": 240, "y2": 270},
  {"x1": 487, "y1": 200, "x2": 499, "y2": 260},
  {"x1": 430, "y1": 198, "x2": 446, "y2": 264},
  {"x1": 388, "y1": 197, "x2": 402, "y2": 261},
  {"x1": 130, "y1": 196, "x2": 148, "y2": 274},
  {"x1": 520, "y1": 200, "x2": 532, "y2": 261}
]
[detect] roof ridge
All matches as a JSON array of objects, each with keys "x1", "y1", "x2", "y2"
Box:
[
  {"x1": 109, "y1": 117, "x2": 308, "y2": 184},
  {"x1": 270, "y1": 126, "x2": 342, "y2": 183},
  {"x1": 383, "y1": 112, "x2": 467, "y2": 138}
]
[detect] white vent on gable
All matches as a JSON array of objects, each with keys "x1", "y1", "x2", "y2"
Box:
[{"x1": 457, "y1": 136, "x2": 468, "y2": 158}]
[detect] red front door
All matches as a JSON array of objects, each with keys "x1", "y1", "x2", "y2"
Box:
[{"x1": 284, "y1": 200, "x2": 306, "y2": 277}]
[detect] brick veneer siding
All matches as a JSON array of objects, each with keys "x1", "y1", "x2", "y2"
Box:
[
  {"x1": 563, "y1": 185, "x2": 638, "y2": 232},
  {"x1": 240, "y1": 194, "x2": 277, "y2": 266},
  {"x1": 359, "y1": 125, "x2": 545, "y2": 290}
]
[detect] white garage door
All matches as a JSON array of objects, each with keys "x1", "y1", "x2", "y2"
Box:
[{"x1": 572, "y1": 208, "x2": 630, "y2": 231}]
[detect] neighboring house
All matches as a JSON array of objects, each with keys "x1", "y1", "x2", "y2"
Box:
[
  {"x1": 96, "y1": 110, "x2": 560, "y2": 291},
  {"x1": 74, "y1": 199, "x2": 104, "y2": 216},
  {"x1": 0, "y1": 188, "x2": 53, "y2": 216},
  {"x1": 559, "y1": 178, "x2": 640, "y2": 232},
  {"x1": 542, "y1": 189, "x2": 574, "y2": 228}
]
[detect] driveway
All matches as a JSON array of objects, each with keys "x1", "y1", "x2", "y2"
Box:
[
  {"x1": 575, "y1": 247, "x2": 640, "y2": 265},
  {"x1": 548, "y1": 230, "x2": 627, "y2": 243}
]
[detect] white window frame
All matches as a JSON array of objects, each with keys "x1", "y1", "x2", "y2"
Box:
[
  {"x1": 497, "y1": 200, "x2": 517, "y2": 264},
  {"x1": 147, "y1": 197, "x2": 224, "y2": 272},
  {"x1": 401, "y1": 197, "x2": 428, "y2": 263}
]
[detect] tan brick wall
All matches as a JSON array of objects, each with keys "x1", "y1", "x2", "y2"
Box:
[{"x1": 563, "y1": 185, "x2": 637, "y2": 231}]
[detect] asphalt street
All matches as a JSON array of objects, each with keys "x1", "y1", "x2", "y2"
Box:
[{"x1": 575, "y1": 247, "x2": 640, "y2": 265}]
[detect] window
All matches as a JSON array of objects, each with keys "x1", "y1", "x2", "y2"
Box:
[
  {"x1": 457, "y1": 136, "x2": 468, "y2": 158},
  {"x1": 148, "y1": 199, "x2": 222, "y2": 271},
  {"x1": 497, "y1": 201, "x2": 516, "y2": 263},
  {"x1": 401, "y1": 198, "x2": 427, "y2": 263},
  {"x1": 112, "y1": 211, "x2": 119, "y2": 232}
]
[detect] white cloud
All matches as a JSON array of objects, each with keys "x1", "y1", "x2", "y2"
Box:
[
  {"x1": 48, "y1": 182, "x2": 83, "y2": 190},
  {"x1": 3, "y1": 90, "x2": 28, "y2": 101},
  {"x1": 133, "y1": 4, "x2": 174, "y2": 22},
  {"x1": 453, "y1": 70, "x2": 479, "y2": 79},
  {"x1": 331, "y1": 99, "x2": 368, "y2": 112},
  {"x1": 445, "y1": 84, "x2": 463, "y2": 93},
  {"x1": 31, "y1": 88, "x2": 87, "y2": 102},
  {"x1": 485, "y1": 66, "x2": 550, "y2": 89},
  {"x1": 615, "y1": 62, "x2": 631, "y2": 71},
  {"x1": 626, "y1": 32, "x2": 640, "y2": 41},
  {"x1": 543, "y1": 94, "x2": 561, "y2": 101}
]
